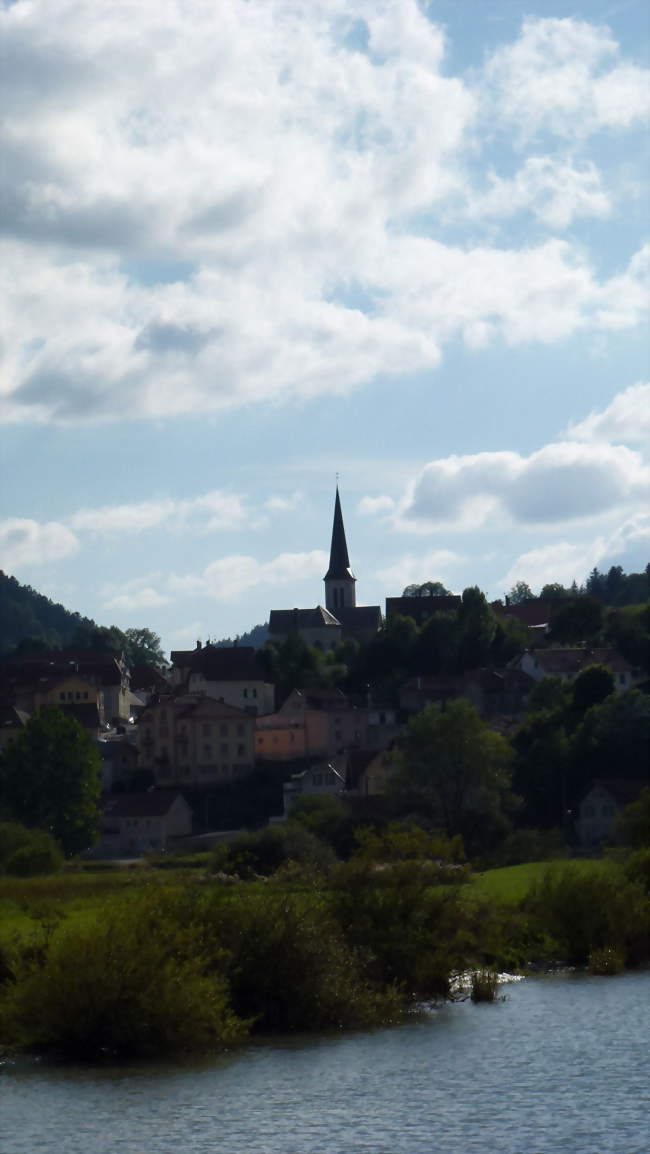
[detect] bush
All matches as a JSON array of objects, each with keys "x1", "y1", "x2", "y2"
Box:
[
  {"x1": 197, "y1": 887, "x2": 400, "y2": 1032},
  {"x1": 523, "y1": 864, "x2": 650, "y2": 967},
  {"x1": 0, "y1": 894, "x2": 245, "y2": 1058},
  {"x1": 470, "y1": 969, "x2": 500, "y2": 1002},
  {"x1": 210, "y1": 823, "x2": 335, "y2": 878},
  {"x1": 6, "y1": 834, "x2": 63, "y2": 877},
  {"x1": 588, "y1": 946, "x2": 625, "y2": 976},
  {"x1": 623, "y1": 848, "x2": 650, "y2": 893}
]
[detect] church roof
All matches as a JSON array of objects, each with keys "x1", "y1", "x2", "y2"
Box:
[
  {"x1": 324, "y1": 486, "x2": 355, "y2": 582},
  {"x1": 269, "y1": 606, "x2": 341, "y2": 632},
  {"x1": 335, "y1": 605, "x2": 382, "y2": 629}
]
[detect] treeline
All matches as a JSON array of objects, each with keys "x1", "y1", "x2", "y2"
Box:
[{"x1": 258, "y1": 586, "x2": 650, "y2": 707}]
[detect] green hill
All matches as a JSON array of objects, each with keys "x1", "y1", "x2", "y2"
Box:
[{"x1": 0, "y1": 572, "x2": 98, "y2": 656}]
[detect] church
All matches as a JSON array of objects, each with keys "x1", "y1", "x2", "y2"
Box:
[{"x1": 268, "y1": 487, "x2": 382, "y2": 651}]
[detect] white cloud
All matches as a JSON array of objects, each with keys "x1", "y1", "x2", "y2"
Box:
[
  {"x1": 0, "y1": 518, "x2": 79, "y2": 569},
  {"x1": 169, "y1": 550, "x2": 329, "y2": 602},
  {"x1": 466, "y1": 156, "x2": 611, "y2": 229},
  {"x1": 0, "y1": 4, "x2": 647, "y2": 425},
  {"x1": 501, "y1": 514, "x2": 650, "y2": 591},
  {"x1": 376, "y1": 549, "x2": 463, "y2": 592},
  {"x1": 358, "y1": 495, "x2": 396, "y2": 516},
  {"x1": 102, "y1": 587, "x2": 171, "y2": 613},
  {"x1": 485, "y1": 17, "x2": 650, "y2": 140},
  {"x1": 401, "y1": 441, "x2": 649, "y2": 530},
  {"x1": 565, "y1": 382, "x2": 650, "y2": 446},
  {"x1": 68, "y1": 490, "x2": 247, "y2": 535}
]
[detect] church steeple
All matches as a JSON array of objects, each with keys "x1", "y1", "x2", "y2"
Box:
[{"x1": 324, "y1": 486, "x2": 356, "y2": 613}]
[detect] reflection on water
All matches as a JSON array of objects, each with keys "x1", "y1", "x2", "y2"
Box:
[{"x1": 2, "y1": 972, "x2": 649, "y2": 1154}]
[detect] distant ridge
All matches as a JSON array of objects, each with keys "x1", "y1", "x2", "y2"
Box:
[{"x1": 213, "y1": 622, "x2": 269, "y2": 650}]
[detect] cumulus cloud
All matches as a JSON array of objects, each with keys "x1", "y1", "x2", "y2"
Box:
[
  {"x1": 376, "y1": 549, "x2": 463, "y2": 592},
  {"x1": 398, "y1": 441, "x2": 649, "y2": 530},
  {"x1": 0, "y1": 3, "x2": 647, "y2": 424},
  {"x1": 485, "y1": 17, "x2": 650, "y2": 140},
  {"x1": 565, "y1": 383, "x2": 650, "y2": 446},
  {"x1": 358, "y1": 495, "x2": 396, "y2": 516},
  {"x1": 501, "y1": 514, "x2": 650, "y2": 591},
  {"x1": 68, "y1": 491, "x2": 248, "y2": 535},
  {"x1": 0, "y1": 518, "x2": 79, "y2": 569},
  {"x1": 465, "y1": 157, "x2": 611, "y2": 229},
  {"x1": 169, "y1": 551, "x2": 329, "y2": 602}
]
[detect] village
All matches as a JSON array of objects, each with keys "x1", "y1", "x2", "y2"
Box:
[{"x1": 1, "y1": 489, "x2": 644, "y2": 859}]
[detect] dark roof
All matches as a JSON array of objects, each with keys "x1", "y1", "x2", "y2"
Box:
[
  {"x1": 492, "y1": 599, "x2": 553, "y2": 627},
  {"x1": 269, "y1": 606, "x2": 341, "y2": 632},
  {"x1": 170, "y1": 644, "x2": 268, "y2": 682},
  {"x1": 102, "y1": 791, "x2": 188, "y2": 819},
  {"x1": 324, "y1": 487, "x2": 355, "y2": 582},
  {"x1": 335, "y1": 606, "x2": 382, "y2": 629},
  {"x1": 3, "y1": 650, "x2": 125, "y2": 686},
  {"x1": 580, "y1": 779, "x2": 647, "y2": 807},
  {"x1": 129, "y1": 663, "x2": 170, "y2": 691},
  {"x1": 139, "y1": 693, "x2": 253, "y2": 723}
]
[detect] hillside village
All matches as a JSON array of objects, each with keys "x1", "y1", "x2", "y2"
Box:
[{"x1": 1, "y1": 489, "x2": 648, "y2": 860}]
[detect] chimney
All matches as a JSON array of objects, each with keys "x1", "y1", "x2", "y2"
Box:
[{"x1": 196, "y1": 639, "x2": 202, "y2": 650}]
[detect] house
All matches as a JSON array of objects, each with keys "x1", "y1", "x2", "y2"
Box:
[
  {"x1": 169, "y1": 642, "x2": 274, "y2": 715},
  {"x1": 138, "y1": 693, "x2": 256, "y2": 786},
  {"x1": 491, "y1": 598, "x2": 554, "y2": 636},
  {"x1": 255, "y1": 687, "x2": 367, "y2": 761},
  {"x1": 2, "y1": 649, "x2": 131, "y2": 724},
  {"x1": 268, "y1": 487, "x2": 381, "y2": 651},
  {"x1": 282, "y1": 756, "x2": 347, "y2": 816},
  {"x1": 398, "y1": 668, "x2": 533, "y2": 722},
  {"x1": 517, "y1": 647, "x2": 637, "y2": 691},
  {"x1": 399, "y1": 674, "x2": 464, "y2": 716},
  {"x1": 576, "y1": 779, "x2": 646, "y2": 848},
  {"x1": 31, "y1": 673, "x2": 104, "y2": 735},
  {"x1": 96, "y1": 791, "x2": 193, "y2": 857}
]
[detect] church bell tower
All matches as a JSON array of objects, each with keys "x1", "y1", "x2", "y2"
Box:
[{"x1": 324, "y1": 486, "x2": 356, "y2": 614}]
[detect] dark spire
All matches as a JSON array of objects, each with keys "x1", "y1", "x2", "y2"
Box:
[{"x1": 324, "y1": 486, "x2": 355, "y2": 581}]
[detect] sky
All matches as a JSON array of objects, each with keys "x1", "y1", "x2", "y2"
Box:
[{"x1": 1, "y1": 0, "x2": 649, "y2": 655}]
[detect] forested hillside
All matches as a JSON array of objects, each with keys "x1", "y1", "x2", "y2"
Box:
[{"x1": 0, "y1": 572, "x2": 98, "y2": 656}]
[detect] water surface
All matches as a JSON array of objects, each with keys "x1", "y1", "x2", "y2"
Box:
[{"x1": 2, "y1": 972, "x2": 649, "y2": 1154}]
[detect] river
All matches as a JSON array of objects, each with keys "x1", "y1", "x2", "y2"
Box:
[{"x1": 2, "y1": 971, "x2": 649, "y2": 1154}]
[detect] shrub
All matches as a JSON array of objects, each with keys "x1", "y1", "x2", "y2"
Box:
[
  {"x1": 210, "y1": 823, "x2": 334, "y2": 878},
  {"x1": 5, "y1": 832, "x2": 63, "y2": 877},
  {"x1": 470, "y1": 969, "x2": 500, "y2": 1002},
  {"x1": 199, "y1": 887, "x2": 400, "y2": 1032},
  {"x1": 588, "y1": 947, "x2": 625, "y2": 976},
  {"x1": 0, "y1": 894, "x2": 245, "y2": 1058},
  {"x1": 624, "y1": 848, "x2": 650, "y2": 893},
  {"x1": 522, "y1": 864, "x2": 650, "y2": 967}
]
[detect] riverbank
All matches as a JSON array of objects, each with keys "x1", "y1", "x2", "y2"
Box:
[{"x1": 1, "y1": 855, "x2": 648, "y2": 1059}]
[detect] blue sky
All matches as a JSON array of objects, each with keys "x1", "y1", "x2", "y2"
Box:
[{"x1": 1, "y1": 0, "x2": 648, "y2": 654}]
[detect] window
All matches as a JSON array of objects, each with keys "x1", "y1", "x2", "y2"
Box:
[
  {"x1": 237, "y1": 743, "x2": 245, "y2": 756},
  {"x1": 59, "y1": 692, "x2": 65, "y2": 701},
  {"x1": 220, "y1": 723, "x2": 228, "y2": 736},
  {"x1": 313, "y1": 774, "x2": 322, "y2": 785},
  {"x1": 75, "y1": 691, "x2": 81, "y2": 700},
  {"x1": 237, "y1": 723, "x2": 244, "y2": 736},
  {"x1": 68, "y1": 692, "x2": 73, "y2": 700},
  {"x1": 83, "y1": 691, "x2": 88, "y2": 700},
  {"x1": 253, "y1": 688, "x2": 258, "y2": 698},
  {"x1": 203, "y1": 743, "x2": 212, "y2": 757},
  {"x1": 220, "y1": 741, "x2": 229, "y2": 755},
  {"x1": 243, "y1": 688, "x2": 248, "y2": 698},
  {"x1": 160, "y1": 725, "x2": 169, "y2": 737}
]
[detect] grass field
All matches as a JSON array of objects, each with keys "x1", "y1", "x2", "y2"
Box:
[
  {"x1": 0, "y1": 867, "x2": 193, "y2": 945},
  {"x1": 469, "y1": 857, "x2": 619, "y2": 904}
]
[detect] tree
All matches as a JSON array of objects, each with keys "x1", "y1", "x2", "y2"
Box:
[
  {"x1": 539, "y1": 583, "x2": 570, "y2": 602},
  {"x1": 550, "y1": 596, "x2": 604, "y2": 643},
  {"x1": 571, "y1": 665, "x2": 615, "y2": 713},
  {"x1": 457, "y1": 586, "x2": 496, "y2": 669},
  {"x1": 123, "y1": 627, "x2": 168, "y2": 671},
  {"x1": 402, "y1": 581, "x2": 451, "y2": 597},
  {"x1": 0, "y1": 707, "x2": 101, "y2": 855},
  {"x1": 395, "y1": 700, "x2": 514, "y2": 854},
  {"x1": 507, "y1": 581, "x2": 535, "y2": 605}
]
